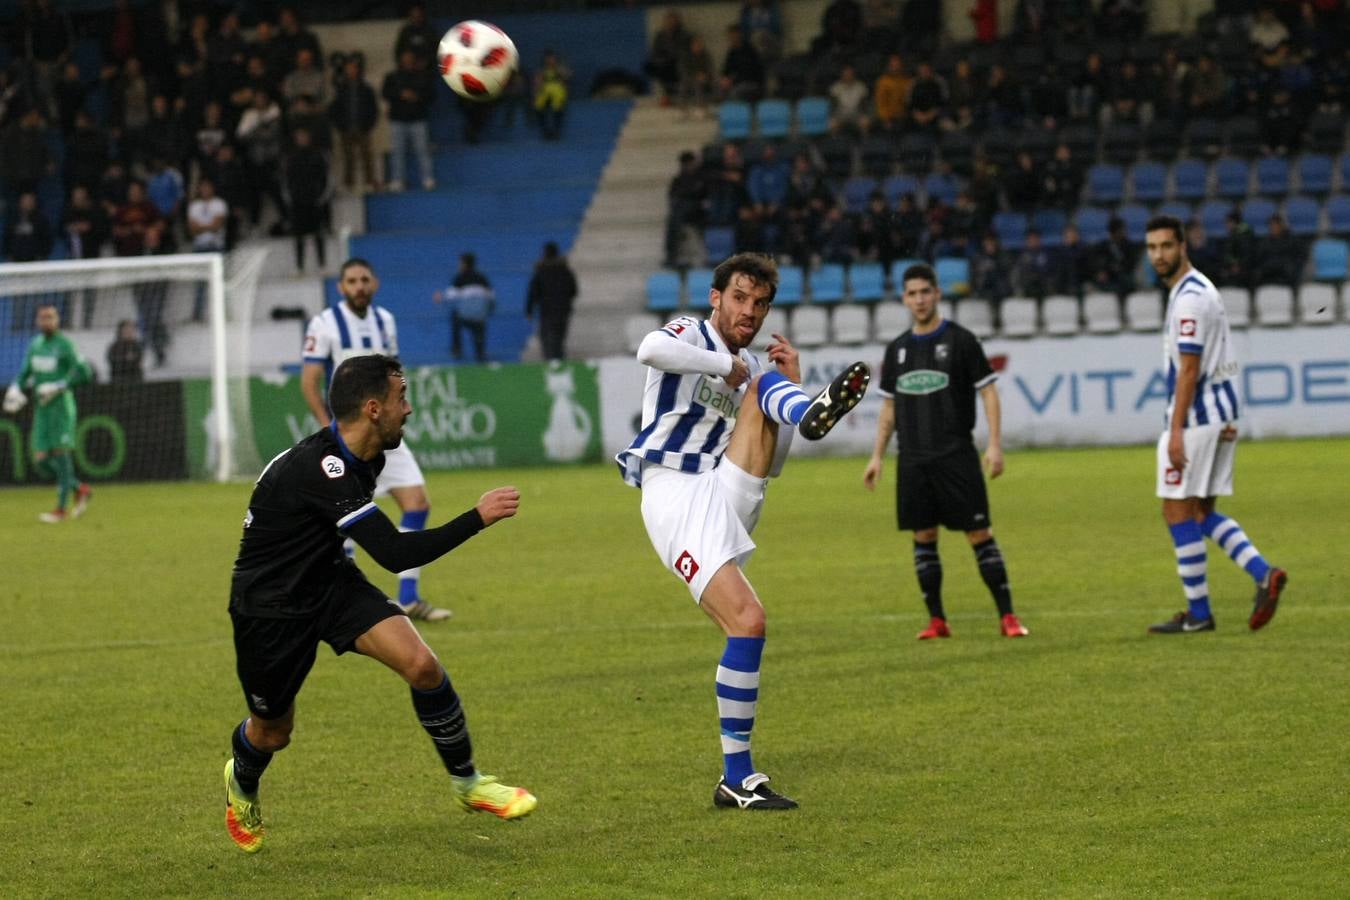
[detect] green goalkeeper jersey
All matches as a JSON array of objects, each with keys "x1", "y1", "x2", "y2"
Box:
[{"x1": 17, "y1": 332, "x2": 93, "y2": 417}]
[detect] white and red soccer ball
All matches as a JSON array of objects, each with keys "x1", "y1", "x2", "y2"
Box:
[{"x1": 438, "y1": 20, "x2": 518, "y2": 102}]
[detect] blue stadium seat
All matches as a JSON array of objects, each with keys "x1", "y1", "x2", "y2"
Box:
[
  {"x1": 646, "y1": 271, "x2": 683, "y2": 313},
  {"x1": 849, "y1": 262, "x2": 886, "y2": 302},
  {"x1": 1311, "y1": 238, "x2": 1349, "y2": 281},
  {"x1": 795, "y1": 97, "x2": 830, "y2": 136},
  {"x1": 810, "y1": 263, "x2": 848, "y2": 303},
  {"x1": 842, "y1": 176, "x2": 879, "y2": 213},
  {"x1": 1157, "y1": 201, "x2": 1192, "y2": 223},
  {"x1": 1296, "y1": 154, "x2": 1333, "y2": 195},
  {"x1": 718, "y1": 101, "x2": 753, "y2": 140},
  {"x1": 882, "y1": 174, "x2": 919, "y2": 205},
  {"x1": 1199, "y1": 200, "x2": 1233, "y2": 234},
  {"x1": 704, "y1": 226, "x2": 735, "y2": 262},
  {"x1": 1074, "y1": 207, "x2": 1111, "y2": 244},
  {"x1": 993, "y1": 211, "x2": 1029, "y2": 251},
  {"x1": 1131, "y1": 162, "x2": 1167, "y2": 202},
  {"x1": 776, "y1": 265, "x2": 805, "y2": 306},
  {"x1": 1118, "y1": 204, "x2": 1151, "y2": 242},
  {"x1": 1328, "y1": 195, "x2": 1350, "y2": 234},
  {"x1": 686, "y1": 267, "x2": 715, "y2": 310},
  {"x1": 1339, "y1": 152, "x2": 1350, "y2": 189},
  {"x1": 921, "y1": 172, "x2": 960, "y2": 205},
  {"x1": 756, "y1": 99, "x2": 791, "y2": 139},
  {"x1": 1241, "y1": 198, "x2": 1278, "y2": 235},
  {"x1": 1171, "y1": 159, "x2": 1208, "y2": 201},
  {"x1": 1086, "y1": 164, "x2": 1125, "y2": 204},
  {"x1": 1213, "y1": 158, "x2": 1251, "y2": 199},
  {"x1": 1031, "y1": 208, "x2": 1067, "y2": 246},
  {"x1": 935, "y1": 257, "x2": 971, "y2": 297},
  {"x1": 1283, "y1": 196, "x2": 1321, "y2": 237},
  {"x1": 1255, "y1": 157, "x2": 1290, "y2": 197}
]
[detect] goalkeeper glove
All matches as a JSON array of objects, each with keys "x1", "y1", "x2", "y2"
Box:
[
  {"x1": 36, "y1": 381, "x2": 67, "y2": 404},
  {"x1": 2, "y1": 383, "x2": 26, "y2": 414}
]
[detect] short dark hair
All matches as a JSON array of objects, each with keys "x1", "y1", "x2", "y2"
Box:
[
  {"x1": 461, "y1": 252, "x2": 476, "y2": 267},
  {"x1": 1145, "y1": 215, "x2": 1184, "y2": 242},
  {"x1": 901, "y1": 263, "x2": 937, "y2": 288},
  {"x1": 329, "y1": 354, "x2": 402, "y2": 422},
  {"x1": 339, "y1": 257, "x2": 374, "y2": 279},
  {"x1": 543, "y1": 241, "x2": 560, "y2": 258},
  {"x1": 711, "y1": 252, "x2": 778, "y2": 301}
]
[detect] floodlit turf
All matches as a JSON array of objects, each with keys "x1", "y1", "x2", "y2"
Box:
[{"x1": 2, "y1": 439, "x2": 1347, "y2": 897}]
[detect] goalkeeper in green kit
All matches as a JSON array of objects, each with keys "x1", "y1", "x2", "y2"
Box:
[{"x1": 4, "y1": 304, "x2": 94, "y2": 522}]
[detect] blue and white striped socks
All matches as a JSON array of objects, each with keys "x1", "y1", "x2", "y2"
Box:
[
  {"x1": 1169, "y1": 520, "x2": 1211, "y2": 621},
  {"x1": 717, "y1": 637, "x2": 764, "y2": 786},
  {"x1": 1201, "y1": 512, "x2": 1271, "y2": 585},
  {"x1": 398, "y1": 509, "x2": 430, "y2": 606},
  {"x1": 756, "y1": 372, "x2": 809, "y2": 426}
]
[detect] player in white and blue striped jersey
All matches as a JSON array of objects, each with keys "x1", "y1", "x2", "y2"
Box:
[
  {"x1": 617, "y1": 253, "x2": 870, "y2": 810},
  {"x1": 1144, "y1": 217, "x2": 1287, "y2": 635},
  {"x1": 300, "y1": 258, "x2": 452, "y2": 623}
]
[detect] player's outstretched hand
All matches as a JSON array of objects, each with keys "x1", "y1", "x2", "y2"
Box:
[
  {"x1": 724, "y1": 357, "x2": 751, "y2": 389},
  {"x1": 764, "y1": 333, "x2": 801, "y2": 383},
  {"x1": 863, "y1": 455, "x2": 883, "y2": 491},
  {"x1": 477, "y1": 486, "x2": 520, "y2": 526}
]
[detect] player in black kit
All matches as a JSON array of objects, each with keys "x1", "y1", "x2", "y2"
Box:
[
  {"x1": 862, "y1": 264, "x2": 1029, "y2": 640},
  {"x1": 223, "y1": 354, "x2": 535, "y2": 854}
]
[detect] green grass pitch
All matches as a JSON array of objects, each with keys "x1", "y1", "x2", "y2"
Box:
[{"x1": 2, "y1": 439, "x2": 1347, "y2": 898}]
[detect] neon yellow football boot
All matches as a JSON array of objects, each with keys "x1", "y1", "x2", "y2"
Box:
[
  {"x1": 453, "y1": 775, "x2": 537, "y2": 820},
  {"x1": 223, "y1": 759, "x2": 265, "y2": 852}
]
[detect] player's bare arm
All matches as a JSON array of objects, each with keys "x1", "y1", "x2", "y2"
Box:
[
  {"x1": 300, "y1": 362, "x2": 332, "y2": 427},
  {"x1": 863, "y1": 400, "x2": 896, "y2": 490},
  {"x1": 980, "y1": 383, "x2": 1004, "y2": 479},
  {"x1": 1168, "y1": 353, "x2": 1202, "y2": 470},
  {"x1": 763, "y1": 332, "x2": 801, "y2": 383}
]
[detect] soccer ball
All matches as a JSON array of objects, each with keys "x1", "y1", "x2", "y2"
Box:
[{"x1": 437, "y1": 20, "x2": 518, "y2": 102}]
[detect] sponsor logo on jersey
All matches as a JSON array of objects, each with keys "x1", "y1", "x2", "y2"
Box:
[
  {"x1": 697, "y1": 379, "x2": 741, "y2": 419},
  {"x1": 675, "y1": 550, "x2": 700, "y2": 583},
  {"x1": 1165, "y1": 467, "x2": 1182, "y2": 485},
  {"x1": 935, "y1": 344, "x2": 950, "y2": 362},
  {"x1": 896, "y1": 369, "x2": 949, "y2": 395},
  {"x1": 321, "y1": 454, "x2": 346, "y2": 478},
  {"x1": 1179, "y1": 318, "x2": 1197, "y2": 337}
]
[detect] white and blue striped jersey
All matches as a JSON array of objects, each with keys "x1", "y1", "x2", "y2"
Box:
[
  {"x1": 303, "y1": 301, "x2": 400, "y2": 377},
  {"x1": 616, "y1": 315, "x2": 764, "y2": 487},
  {"x1": 1163, "y1": 267, "x2": 1240, "y2": 428}
]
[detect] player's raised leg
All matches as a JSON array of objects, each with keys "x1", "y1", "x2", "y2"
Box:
[
  {"x1": 355, "y1": 614, "x2": 536, "y2": 819},
  {"x1": 1198, "y1": 506, "x2": 1287, "y2": 631}
]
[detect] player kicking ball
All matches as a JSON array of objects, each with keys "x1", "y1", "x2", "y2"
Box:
[
  {"x1": 617, "y1": 253, "x2": 869, "y2": 810},
  {"x1": 224, "y1": 354, "x2": 535, "y2": 853}
]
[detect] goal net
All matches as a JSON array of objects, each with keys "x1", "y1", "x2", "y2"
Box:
[{"x1": 0, "y1": 249, "x2": 269, "y2": 486}]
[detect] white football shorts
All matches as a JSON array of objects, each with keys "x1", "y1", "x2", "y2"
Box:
[
  {"x1": 639, "y1": 459, "x2": 767, "y2": 602},
  {"x1": 375, "y1": 442, "x2": 426, "y2": 495},
  {"x1": 1156, "y1": 421, "x2": 1236, "y2": 500}
]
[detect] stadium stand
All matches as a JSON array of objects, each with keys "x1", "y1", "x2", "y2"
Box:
[
  {"x1": 1254, "y1": 285, "x2": 1295, "y2": 327},
  {"x1": 831, "y1": 303, "x2": 870, "y2": 344},
  {"x1": 999, "y1": 297, "x2": 1039, "y2": 338}
]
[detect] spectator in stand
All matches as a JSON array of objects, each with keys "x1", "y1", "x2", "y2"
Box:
[
  {"x1": 383, "y1": 49, "x2": 437, "y2": 191},
  {"x1": 734, "y1": 204, "x2": 768, "y2": 254},
  {"x1": 106, "y1": 320, "x2": 144, "y2": 384},
  {"x1": 286, "y1": 95, "x2": 331, "y2": 154},
  {"x1": 227, "y1": 55, "x2": 277, "y2": 128},
  {"x1": 142, "y1": 95, "x2": 188, "y2": 175},
  {"x1": 946, "y1": 57, "x2": 979, "y2": 119},
  {"x1": 276, "y1": 7, "x2": 324, "y2": 80},
  {"x1": 1098, "y1": 0, "x2": 1146, "y2": 41},
  {"x1": 1186, "y1": 219, "x2": 1219, "y2": 277},
  {"x1": 1255, "y1": 215, "x2": 1305, "y2": 287},
  {"x1": 145, "y1": 157, "x2": 184, "y2": 250},
  {"x1": 283, "y1": 128, "x2": 332, "y2": 273},
  {"x1": 434, "y1": 252, "x2": 496, "y2": 363},
  {"x1": 249, "y1": 19, "x2": 288, "y2": 87},
  {"x1": 969, "y1": 0, "x2": 999, "y2": 45},
  {"x1": 890, "y1": 192, "x2": 924, "y2": 259},
  {"x1": 1029, "y1": 62, "x2": 1069, "y2": 127},
  {"x1": 1215, "y1": 210, "x2": 1257, "y2": 288},
  {"x1": 1013, "y1": 0, "x2": 1051, "y2": 43},
  {"x1": 65, "y1": 110, "x2": 109, "y2": 193},
  {"x1": 706, "y1": 143, "x2": 749, "y2": 228},
  {"x1": 970, "y1": 232, "x2": 1012, "y2": 301},
  {"x1": 54, "y1": 62, "x2": 88, "y2": 137},
  {"x1": 1315, "y1": 45, "x2": 1349, "y2": 112},
  {"x1": 1250, "y1": 6, "x2": 1291, "y2": 54},
  {"x1": 817, "y1": 0, "x2": 864, "y2": 53},
  {"x1": 533, "y1": 50, "x2": 571, "y2": 141},
  {"x1": 1154, "y1": 48, "x2": 1191, "y2": 127},
  {"x1": 1049, "y1": 224, "x2": 1088, "y2": 296},
  {"x1": 208, "y1": 12, "x2": 251, "y2": 104},
  {"x1": 740, "y1": 0, "x2": 784, "y2": 65},
  {"x1": 525, "y1": 242, "x2": 579, "y2": 361},
  {"x1": 1002, "y1": 151, "x2": 1042, "y2": 211},
  {"x1": 63, "y1": 184, "x2": 109, "y2": 268},
  {"x1": 3, "y1": 191, "x2": 54, "y2": 263},
  {"x1": 98, "y1": 161, "x2": 130, "y2": 218},
  {"x1": 177, "y1": 12, "x2": 211, "y2": 77},
  {"x1": 908, "y1": 61, "x2": 946, "y2": 131},
  {"x1": 330, "y1": 56, "x2": 381, "y2": 192},
  {"x1": 111, "y1": 180, "x2": 169, "y2": 366},
  {"x1": 1068, "y1": 51, "x2": 1106, "y2": 122},
  {"x1": 17, "y1": 0, "x2": 72, "y2": 118},
  {"x1": 856, "y1": 190, "x2": 895, "y2": 269},
  {"x1": 645, "y1": 10, "x2": 691, "y2": 105},
  {"x1": 283, "y1": 48, "x2": 328, "y2": 110},
  {"x1": 205, "y1": 143, "x2": 249, "y2": 250},
  {"x1": 394, "y1": 2, "x2": 440, "y2": 69},
  {"x1": 678, "y1": 35, "x2": 715, "y2": 118},
  {"x1": 1012, "y1": 229, "x2": 1055, "y2": 299},
  {"x1": 720, "y1": 26, "x2": 765, "y2": 102},
  {"x1": 1261, "y1": 86, "x2": 1302, "y2": 154},
  {"x1": 967, "y1": 158, "x2": 1001, "y2": 227},
  {"x1": 747, "y1": 143, "x2": 790, "y2": 242},
  {"x1": 1, "y1": 107, "x2": 52, "y2": 200},
  {"x1": 829, "y1": 65, "x2": 871, "y2": 134},
  {"x1": 194, "y1": 102, "x2": 229, "y2": 173},
  {"x1": 862, "y1": 0, "x2": 903, "y2": 52},
  {"x1": 236, "y1": 89, "x2": 287, "y2": 231},
  {"x1": 1106, "y1": 59, "x2": 1148, "y2": 124},
  {"x1": 816, "y1": 204, "x2": 856, "y2": 265},
  {"x1": 665, "y1": 150, "x2": 707, "y2": 268},
  {"x1": 1090, "y1": 216, "x2": 1138, "y2": 298},
  {"x1": 1042, "y1": 142, "x2": 1083, "y2": 209},
  {"x1": 1186, "y1": 53, "x2": 1228, "y2": 120},
  {"x1": 979, "y1": 64, "x2": 1021, "y2": 129},
  {"x1": 873, "y1": 54, "x2": 912, "y2": 131},
  {"x1": 188, "y1": 177, "x2": 228, "y2": 321},
  {"x1": 947, "y1": 190, "x2": 979, "y2": 243},
  {"x1": 111, "y1": 57, "x2": 154, "y2": 162}
]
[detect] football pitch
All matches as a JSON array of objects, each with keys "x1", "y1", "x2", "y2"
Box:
[{"x1": 3, "y1": 439, "x2": 1347, "y2": 898}]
